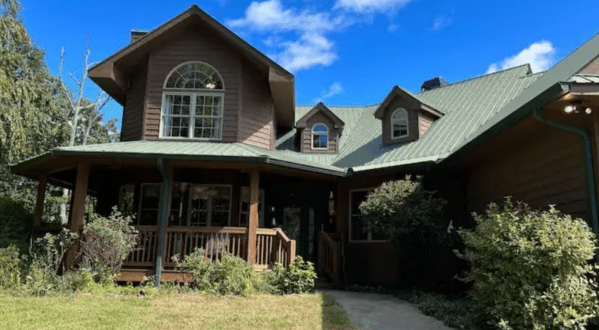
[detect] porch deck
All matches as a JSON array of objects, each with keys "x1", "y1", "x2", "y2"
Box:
[{"x1": 119, "y1": 226, "x2": 296, "y2": 282}]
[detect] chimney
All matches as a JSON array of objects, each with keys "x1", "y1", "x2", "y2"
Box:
[
  {"x1": 421, "y1": 77, "x2": 449, "y2": 91},
  {"x1": 130, "y1": 30, "x2": 150, "y2": 44}
]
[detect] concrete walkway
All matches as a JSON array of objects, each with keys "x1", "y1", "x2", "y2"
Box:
[{"x1": 324, "y1": 290, "x2": 455, "y2": 330}]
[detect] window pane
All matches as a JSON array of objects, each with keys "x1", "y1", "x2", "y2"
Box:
[
  {"x1": 351, "y1": 216, "x2": 368, "y2": 240},
  {"x1": 139, "y1": 210, "x2": 158, "y2": 226},
  {"x1": 351, "y1": 191, "x2": 369, "y2": 215},
  {"x1": 211, "y1": 212, "x2": 229, "y2": 227},
  {"x1": 141, "y1": 185, "x2": 161, "y2": 209}
]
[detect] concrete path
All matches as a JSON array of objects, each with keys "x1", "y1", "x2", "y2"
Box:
[{"x1": 324, "y1": 290, "x2": 455, "y2": 330}]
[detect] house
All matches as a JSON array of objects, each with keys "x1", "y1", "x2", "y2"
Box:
[{"x1": 12, "y1": 5, "x2": 599, "y2": 286}]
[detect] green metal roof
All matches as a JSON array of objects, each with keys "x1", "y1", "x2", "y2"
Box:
[{"x1": 569, "y1": 74, "x2": 599, "y2": 84}]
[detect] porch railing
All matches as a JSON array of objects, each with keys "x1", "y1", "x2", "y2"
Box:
[
  {"x1": 124, "y1": 226, "x2": 296, "y2": 270},
  {"x1": 318, "y1": 231, "x2": 340, "y2": 282}
]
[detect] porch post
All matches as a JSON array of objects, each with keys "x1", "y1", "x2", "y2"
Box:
[
  {"x1": 33, "y1": 174, "x2": 47, "y2": 230},
  {"x1": 155, "y1": 159, "x2": 173, "y2": 285},
  {"x1": 247, "y1": 169, "x2": 260, "y2": 264},
  {"x1": 65, "y1": 163, "x2": 90, "y2": 268}
]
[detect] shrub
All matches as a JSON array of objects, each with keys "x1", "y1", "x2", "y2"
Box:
[
  {"x1": 0, "y1": 195, "x2": 33, "y2": 251},
  {"x1": 78, "y1": 207, "x2": 138, "y2": 283},
  {"x1": 266, "y1": 256, "x2": 317, "y2": 294},
  {"x1": 459, "y1": 198, "x2": 598, "y2": 330},
  {"x1": 359, "y1": 176, "x2": 447, "y2": 245},
  {"x1": 174, "y1": 248, "x2": 255, "y2": 296},
  {"x1": 0, "y1": 245, "x2": 24, "y2": 290}
]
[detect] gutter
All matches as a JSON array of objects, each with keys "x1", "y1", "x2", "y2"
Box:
[
  {"x1": 155, "y1": 158, "x2": 171, "y2": 285},
  {"x1": 532, "y1": 107, "x2": 599, "y2": 258}
]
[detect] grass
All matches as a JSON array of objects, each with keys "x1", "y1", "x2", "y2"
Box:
[{"x1": 0, "y1": 293, "x2": 356, "y2": 330}]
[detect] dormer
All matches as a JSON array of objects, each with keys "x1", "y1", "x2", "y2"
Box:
[
  {"x1": 296, "y1": 102, "x2": 344, "y2": 153},
  {"x1": 374, "y1": 86, "x2": 443, "y2": 145}
]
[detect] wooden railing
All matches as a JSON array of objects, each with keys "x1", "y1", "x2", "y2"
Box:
[
  {"x1": 318, "y1": 231, "x2": 340, "y2": 282},
  {"x1": 163, "y1": 227, "x2": 247, "y2": 267},
  {"x1": 124, "y1": 226, "x2": 297, "y2": 270}
]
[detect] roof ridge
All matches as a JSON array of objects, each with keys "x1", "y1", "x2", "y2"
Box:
[
  {"x1": 417, "y1": 64, "x2": 531, "y2": 95},
  {"x1": 296, "y1": 103, "x2": 380, "y2": 108}
]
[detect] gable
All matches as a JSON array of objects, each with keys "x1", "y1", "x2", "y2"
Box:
[{"x1": 296, "y1": 102, "x2": 345, "y2": 129}]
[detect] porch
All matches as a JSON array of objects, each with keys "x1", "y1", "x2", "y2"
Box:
[{"x1": 18, "y1": 151, "x2": 341, "y2": 282}]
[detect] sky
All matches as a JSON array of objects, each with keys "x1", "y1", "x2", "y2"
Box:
[{"x1": 19, "y1": 0, "x2": 599, "y2": 127}]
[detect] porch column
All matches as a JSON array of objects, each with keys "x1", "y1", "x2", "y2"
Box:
[
  {"x1": 247, "y1": 169, "x2": 260, "y2": 264},
  {"x1": 155, "y1": 159, "x2": 173, "y2": 285},
  {"x1": 65, "y1": 163, "x2": 90, "y2": 268},
  {"x1": 33, "y1": 174, "x2": 48, "y2": 230}
]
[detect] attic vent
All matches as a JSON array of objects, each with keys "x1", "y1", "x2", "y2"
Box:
[
  {"x1": 130, "y1": 30, "x2": 149, "y2": 44},
  {"x1": 421, "y1": 77, "x2": 449, "y2": 91}
]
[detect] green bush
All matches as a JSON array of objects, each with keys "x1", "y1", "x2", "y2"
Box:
[
  {"x1": 0, "y1": 195, "x2": 33, "y2": 251},
  {"x1": 0, "y1": 245, "x2": 24, "y2": 290},
  {"x1": 459, "y1": 198, "x2": 598, "y2": 330},
  {"x1": 78, "y1": 207, "x2": 138, "y2": 283},
  {"x1": 266, "y1": 256, "x2": 317, "y2": 294},
  {"x1": 174, "y1": 248, "x2": 255, "y2": 296}
]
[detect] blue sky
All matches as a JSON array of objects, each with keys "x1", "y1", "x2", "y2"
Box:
[{"x1": 20, "y1": 0, "x2": 599, "y2": 127}]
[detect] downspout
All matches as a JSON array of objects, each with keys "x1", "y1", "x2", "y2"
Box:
[
  {"x1": 155, "y1": 158, "x2": 171, "y2": 285},
  {"x1": 532, "y1": 107, "x2": 599, "y2": 260}
]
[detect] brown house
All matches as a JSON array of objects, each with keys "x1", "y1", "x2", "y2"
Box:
[{"x1": 12, "y1": 5, "x2": 599, "y2": 286}]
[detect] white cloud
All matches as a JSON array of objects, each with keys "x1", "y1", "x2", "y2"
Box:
[
  {"x1": 486, "y1": 40, "x2": 556, "y2": 74},
  {"x1": 431, "y1": 14, "x2": 453, "y2": 31},
  {"x1": 387, "y1": 23, "x2": 399, "y2": 32},
  {"x1": 272, "y1": 33, "x2": 338, "y2": 72},
  {"x1": 333, "y1": 0, "x2": 413, "y2": 13},
  {"x1": 313, "y1": 82, "x2": 344, "y2": 103}
]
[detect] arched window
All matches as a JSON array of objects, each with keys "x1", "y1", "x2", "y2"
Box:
[
  {"x1": 160, "y1": 62, "x2": 225, "y2": 139},
  {"x1": 312, "y1": 124, "x2": 329, "y2": 149},
  {"x1": 391, "y1": 108, "x2": 409, "y2": 139}
]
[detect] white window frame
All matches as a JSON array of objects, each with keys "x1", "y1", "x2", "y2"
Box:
[
  {"x1": 239, "y1": 187, "x2": 265, "y2": 228},
  {"x1": 348, "y1": 188, "x2": 386, "y2": 242},
  {"x1": 159, "y1": 61, "x2": 225, "y2": 140},
  {"x1": 311, "y1": 123, "x2": 329, "y2": 150},
  {"x1": 390, "y1": 108, "x2": 409, "y2": 139},
  {"x1": 186, "y1": 184, "x2": 233, "y2": 227},
  {"x1": 138, "y1": 183, "x2": 162, "y2": 226}
]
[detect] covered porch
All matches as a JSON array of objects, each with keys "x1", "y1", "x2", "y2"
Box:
[{"x1": 13, "y1": 145, "x2": 343, "y2": 282}]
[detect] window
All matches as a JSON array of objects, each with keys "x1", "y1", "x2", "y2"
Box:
[
  {"x1": 138, "y1": 183, "x2": 162, "y2": 226},
  {"x1": 349, "y1": 189, "x2": 386, "y2": 241},
  {"x1": 311, "y1": 124, "x2": 329, "y2": 149},
  {"x1": 160, "y1": 62, "x2": 225, "y2": 140},
  {"x1": 391, "y1": 108, "x2": 409, "y2": 139},
  {"x1": 239, "y1": 187, "x2": 265, "y2": 227},
  {"x1": 187, "y1": 185, "x2": 232, "y2": 227}
]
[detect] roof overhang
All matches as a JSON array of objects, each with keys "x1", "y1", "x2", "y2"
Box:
[
  {"x1": 88, "y1": 5, "x2": 295, "y2": 126},
  {"x1": 295, "y1": 102, "x2": 345, "y2": 129},
  {"x1": 374, "y1": 86, "x2": 444, "y2": 119}
]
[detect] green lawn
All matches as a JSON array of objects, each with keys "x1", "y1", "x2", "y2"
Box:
[{"x1": 0, "y1": 293, "x2": 356, "y2": 330}]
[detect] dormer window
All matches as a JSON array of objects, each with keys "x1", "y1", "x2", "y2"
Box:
[
  {"x1": 312, "y1": 124, "x2": 329, "y2": 150},
  {"x1": 391, "y1": 108, "x2": 409, "y2": 139},
  {"x1": 160, "y1": 62, "x2": 225, "y2": 140}
]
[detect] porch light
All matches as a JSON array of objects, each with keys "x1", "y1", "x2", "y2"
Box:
[
  {"x1": 586, "y1": 108, "x2": 593, "y2": 114},
  {"x1": 564, "y1": 105, "x2": 575, "y2": 113}
]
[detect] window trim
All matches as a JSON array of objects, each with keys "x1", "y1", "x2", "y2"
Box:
[
  {"x1": 390, "y1": 108, "x2": 409, "y2": 140},
  {"x1": 239, "y1": 187, "x2": 265, "y2": 228},
  {"x1": 348, "y1": 188, "x2": 387, "y2": 243},
  {"x1": 186, "y1": 184, "x2": 233, "y2": 227},
  {"x1": 311, "y1": 123, "x2": 329, "y2": 150},
  {"x1": 160, "y1": 61, "x2": 225, "y2": 141}
]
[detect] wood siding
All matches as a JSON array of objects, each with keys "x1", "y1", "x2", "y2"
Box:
[
  {"x1": 238, "y1": 60, "x2": 275, "y2": 149},
  {"x1": 418, "y1": 111, "x2": 436, "y2": 137},
  {"x1": 300, "y1": 112, "x2": 339, "y2": 153},
  {"x1": 579, "y1": 55, "x2": 599, "y2": 74},
  {"x1": 467, "y1": 116, "x2": 587, "y2": 219},
  {"x1": 121, "y1": 64, "x2": 147, "y2": 141},
  {"x1": 143, "y1": 26, "x2": 241, "y2": 141},
  {"x1": 381, "y1": 96, "x2": 420, "y2": 145}
]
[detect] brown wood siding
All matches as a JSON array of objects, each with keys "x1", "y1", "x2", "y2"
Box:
[
  {"x1": 301, "y1": 112, "x2": 339, "y2": 153},
  {"x1": 238, "y1": 60, "x2": 274, "y2": 149},
  {"x1": 418, "y1": 111, "x2": 436, "y2": 137},
  {"x1": 579, "y1": 55, "x2": 599, "y2": 74},
  {"x1": 143, "y1": 26, "x2": 241, "y2": 141},
  {"x1": 467, "y1": 117, "x2": 586, "y2": 219},
  {"x1": 381, "y1": 97, "x2": 420, "y2": 145},
  {"x1": 121, "y1": 64, "x2": 147, "y2": 141}
]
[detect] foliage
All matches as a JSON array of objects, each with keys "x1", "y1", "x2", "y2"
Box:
[
  {"x1": 459, "y1": 198, "x2": 598, "y2": 330},
  {"x1": 0, "y1": 245, "x2": 23, "y2": 289},
  {"x1": 359, "y1": 176, "x2": 447, "y2": 245},
  {"x1": 78, "y1": 207, "x2": 138, "y2": 283},
  {"x1": 0, "y1": 195, "x2": 32, "y2": 251},
  {"x1": 173, "y1": 248, "x2": 256, "y2": 296},
  {"x1": 266, "y1": 256, "x2": 317, "y2": 294}
]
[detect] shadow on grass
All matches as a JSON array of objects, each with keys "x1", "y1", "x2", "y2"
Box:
[{"x1": 320, "y1": 292, "x2": 357, "y2": 330}]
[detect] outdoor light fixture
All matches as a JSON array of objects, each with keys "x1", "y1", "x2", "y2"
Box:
[
  {"x1": 564, "y1": 105, "x2": 575, "y2": 113},
  {"x1": 563, "y1": 100, "x2": 592, "y2": 115},
  {"x1": 586, "y1": 108, "x2": 593, "y2": 114}
]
